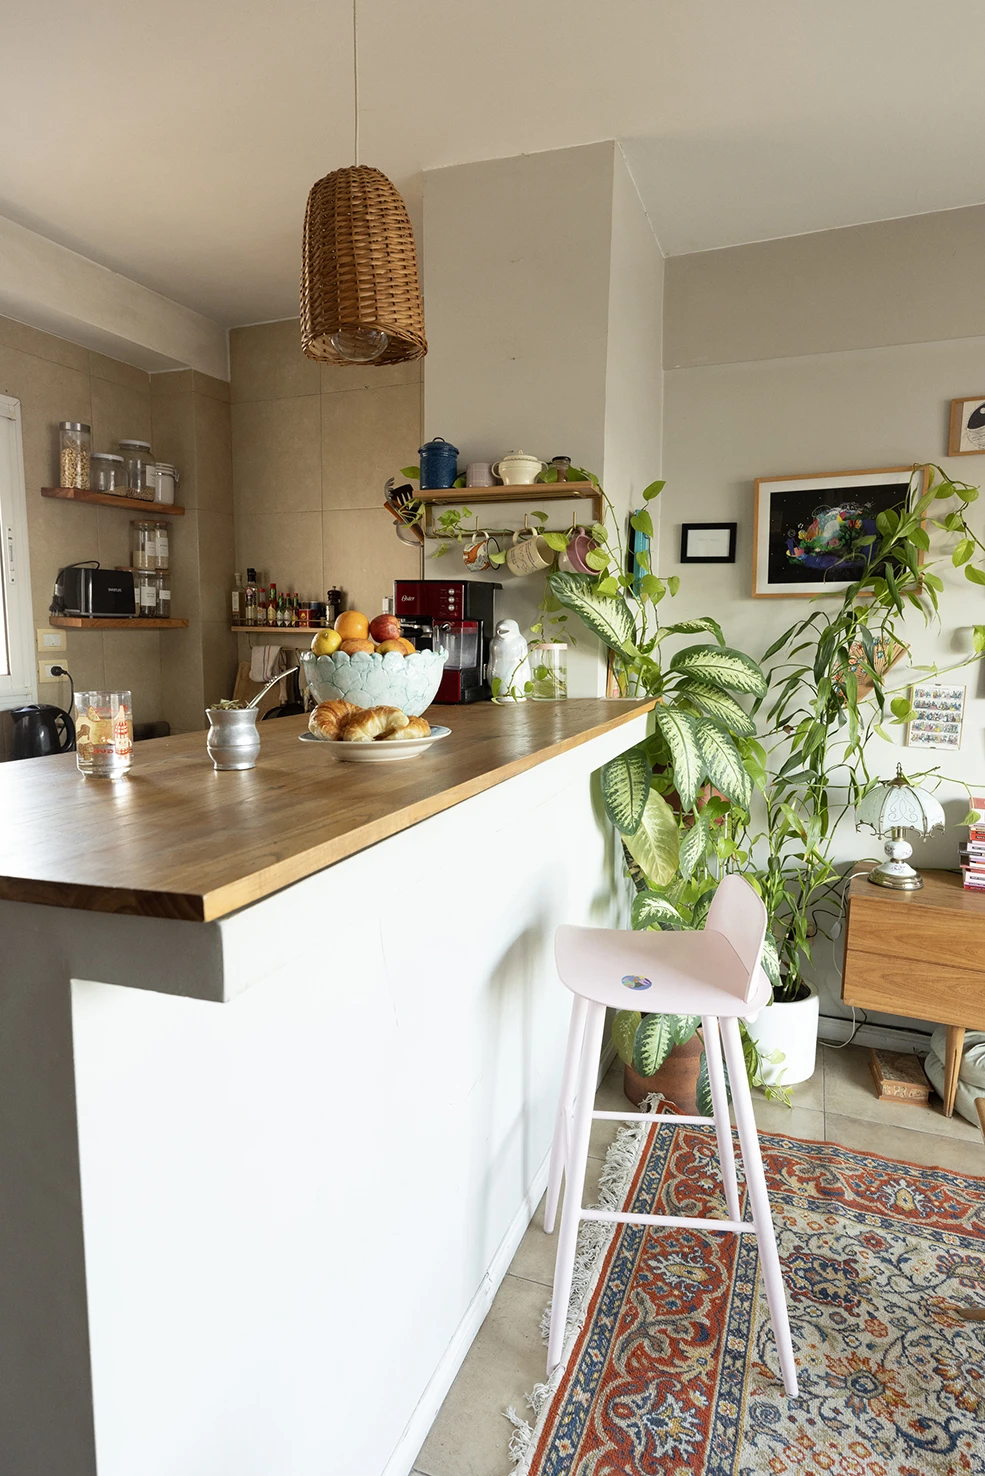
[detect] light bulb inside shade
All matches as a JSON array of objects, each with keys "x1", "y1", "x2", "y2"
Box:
[{"x1": 330, "y1": 326, "x2": 389, "y2": 363}]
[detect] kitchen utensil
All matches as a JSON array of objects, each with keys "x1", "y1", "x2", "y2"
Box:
[
  {"x1": 418, "y1": 437, "x2": 459, "y2": 489},
  {"x1": 298, "y1": 725, "x2": 451, "y2": 762},
  {"x1": 490, "y1": 451, "x2": 546, "y2": 485},
  {"x1": 76, "y1": 691, "x2": 133, "y2": 778},
  {"x1": 466, "y1": 462, "x2": 495, "y2": 487},
  {"x1": 247, "y1": 666, "x2": 299, "y2": 709},
  {"x1": 506, "y1": 529, "x2": 553, "y2": 576},
  {"x1": 558, "y1": 526, "x2": 597, "y2": 575},
  {"x1": 462, "y1": 532, "x2": 500, "y2": 572},
  {"x1": 9, "y1": 703, "x2": 76, "y2": 758},
  {"x1": 206, "y1": 707, "x2": 261, "y2": 771},
  {"x1": 488, "y1": 619, "x2": 531, "y2": 702}
]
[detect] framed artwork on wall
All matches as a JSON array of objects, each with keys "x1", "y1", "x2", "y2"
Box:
[
  {"x1": 752, "y1": 465, "x2": 928, "y2": 599},
  {"x1": 906, "y1": 683, "x2": 965, "y2": 751},
  {"x1": 680, "y1": 522, "x2": 737, "y2": 564},
  {"x1": 948, "y1": 396, "x2": 985, "y2": 456}
]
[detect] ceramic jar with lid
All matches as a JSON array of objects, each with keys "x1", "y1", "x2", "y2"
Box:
[
  {"x1": 150, "y1": 462, "x2": 179, "y2": 505},
  {"x1": 418, "y1": 438, "x2": 459, "y2": 489},
  {"x1": 491, "y1": 451, "x2": 547, "y2": 486}
]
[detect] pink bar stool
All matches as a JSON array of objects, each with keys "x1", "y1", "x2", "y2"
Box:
[{"x1": 544, "y1": 873, "x2": 798, "y2": 1397}]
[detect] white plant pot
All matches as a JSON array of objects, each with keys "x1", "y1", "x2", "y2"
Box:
[{"x1": 744, "y1": 983, "x2": 819, "y2": 1086}]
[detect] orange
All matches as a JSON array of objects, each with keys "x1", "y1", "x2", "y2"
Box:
[
  {"x1": 339, "y1": 638, "x2": 376, "y2": 655},
  {"x1": 396, "y1": 637, "x2": 416, "y2": 654},
  {"x1": 334, "y1": 609, "x2": 370, "y2": 640}
]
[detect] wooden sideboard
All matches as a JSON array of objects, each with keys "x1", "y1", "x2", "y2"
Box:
[{"x1": 842, "y1": 867, "x2": 985, "y2": 1116}]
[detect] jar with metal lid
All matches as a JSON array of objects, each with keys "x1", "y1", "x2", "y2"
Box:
[
  {"x1": 529, "y1": 642, "x2": 568, "y2": 700},
  {"x1": 149, "y1": 462, "x2": 178, "y2": 505},
  {"x1": 59, "y1": 422, "x2": 91, "y2": 489},
  {"x1": 155, "y1": 571, "x2": 171, "y2": 619},
  {"x1": 153, "y1": 521, "x2": 170, "y2": 570},
  {"x1": 118, "y1": 439, "x2": 155, "y2": 498},
  {"x1": 91, "y1": 452, "x2": 125, "y2": 494},
  {"x1": 130, "y1": 521, "x2": 158, "y2": 570}
]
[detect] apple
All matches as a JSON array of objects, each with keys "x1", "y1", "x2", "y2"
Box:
[
  {"x1": 396, "y1": 637, "x2": 416, "y2": 654},
  {"x1": 375, "y1": 639, "x2": 406, "y2": 655},
  {"x1": 369, "y1": 613, "x2": 402, "y2": 643},
  {"x1": 339, "y1": 638, "x2": 376, "y2": 655}
]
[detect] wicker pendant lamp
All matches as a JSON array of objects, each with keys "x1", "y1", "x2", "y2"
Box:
[{"x1": 300, "y1": 2, "x2": 426, "y2": 365}]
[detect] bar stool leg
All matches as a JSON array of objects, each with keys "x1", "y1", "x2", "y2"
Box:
[
  {"x1": 721, "y1": 1017, "x2": 799, "y2": 1398},
  {"x1": 701, "y1": 1015, "x2": 741, "y2": 1223},
  {"x1": 544, "y1": 996, "x2": 588, "y2": 1236},
  {"x1": 546, "y1": 1000, "x2": 606, "y2": 1375}
]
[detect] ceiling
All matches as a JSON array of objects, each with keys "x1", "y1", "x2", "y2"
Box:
[{"x1": 3, "y1": 0, "x2": 985, "y2": 326}]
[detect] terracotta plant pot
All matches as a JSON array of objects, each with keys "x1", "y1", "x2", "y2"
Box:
[{"x1": 623, "y1": 1032, "x2": 704, "y2": 1115}]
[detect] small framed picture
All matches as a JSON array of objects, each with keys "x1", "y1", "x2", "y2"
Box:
[
  {"x1": 948, "y1": 396, "x2": 985, "y2": 455},
  {"x1": 680, "y1": 523, "x2": 737, "y2": 563},
  {"x1": 752, "y1": 465, "x2": 928, "y2": 599},
  {"x1": 906, "y1": 683, "x2": 965, "y2": 751}
]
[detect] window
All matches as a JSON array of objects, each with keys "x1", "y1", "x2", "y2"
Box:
[{"x1": 0, "y1": 395, "x2": 35, "y2": 709}]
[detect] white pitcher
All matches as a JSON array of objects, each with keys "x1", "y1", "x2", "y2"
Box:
[
  {"x1": 488, "y1": 618, "x2": 532, "y2": 702},
  {"x1": 491, "y1": 450, "x2": 547, "y2": 486}
]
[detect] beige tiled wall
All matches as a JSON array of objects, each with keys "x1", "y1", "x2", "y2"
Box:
[
  {"x1": 229, "y1": 320, "x2": 423, "y2": 619},
  {"x1": 0, "y1": 317, "x2": 164, "y2": 751}
]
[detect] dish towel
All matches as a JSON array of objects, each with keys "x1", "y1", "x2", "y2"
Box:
[{"x1": 249, "y1": 643, "x2": 287, "y2": 704}]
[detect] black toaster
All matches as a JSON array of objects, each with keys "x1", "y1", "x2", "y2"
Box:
[{"x1": 51, "y1": 565, "x2": 136, "y2": 618}]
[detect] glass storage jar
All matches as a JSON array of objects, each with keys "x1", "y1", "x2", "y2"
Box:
[
  {"x1": 131, "y1": 521, "x2": 157, "y2": 570},
  {"x1": 155, "y1": 571, "x2": 171, "y2": 619},
  {"x1": 529, "y1": 642, "x2": 568, "y2": 700},
  {"x1": 90, "y1": 451, "x2": 125, "y2": 493},
  {"x1": 136, "y1": 568, "x2": 158, "y2": 616},
  {"x1": 59, "y1": 422, "x2": 91, "y2": 489},
  {"x1": 149, "y1": 462, "x2": 178, "y2": 505},
  {"x1": 153, "y1": 521, "x2": 169, "y2": 570},
  {"x1": 118, "y1": 439, "x2": 155, "y2": 498}
]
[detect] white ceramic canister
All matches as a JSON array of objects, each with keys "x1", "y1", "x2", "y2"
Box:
[
  {"x1": 490, "y1": 451, "x2": 547, "y2": 485},
  {"x1": 488, "y1": 618, "x2": 532, "y2": 702},
  {"x1": 150, "y1": 462, "x2": 178, "y2": 505}
]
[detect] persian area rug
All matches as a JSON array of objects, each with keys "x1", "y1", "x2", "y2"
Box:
[{"x1": 510, "y1": 1124, "x2": 985, "y2": 1476}]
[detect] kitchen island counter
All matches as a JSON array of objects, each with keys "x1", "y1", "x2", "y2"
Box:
[
  {"x1": 0, "y1": 698, "x2": 654, "y2": 921},
  {"x1": 0, "y1": 696, "x2": 653, "y2": 1476}
]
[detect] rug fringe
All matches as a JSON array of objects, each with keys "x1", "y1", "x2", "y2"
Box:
[{"x1": 504, "y1": 1092, "x2": 668, "y2": 1475}]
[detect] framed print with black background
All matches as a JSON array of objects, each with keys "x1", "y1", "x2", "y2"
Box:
[
  {"x1": 680, "y1": 522, "x2": 737, "y2": 564},
  {"x1": 752, "y1": 465, "x2": 927, "y2": 599},
  {"x1": 948, "y1": 396, "x2": 985, "y2": 456}
]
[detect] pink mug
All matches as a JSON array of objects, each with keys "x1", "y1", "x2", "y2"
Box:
[{"x1": 559, "y1": 526, "x2": 596, "y2": 574}]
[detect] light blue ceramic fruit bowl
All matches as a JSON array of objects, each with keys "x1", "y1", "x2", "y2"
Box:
[{"x1": 300, "y1": 648, "x2": 446, "y2": 716}]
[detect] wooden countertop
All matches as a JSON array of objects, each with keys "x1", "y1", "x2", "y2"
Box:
[{"x1": 0, "y1": 699, "x2": 653, "y2": 922}]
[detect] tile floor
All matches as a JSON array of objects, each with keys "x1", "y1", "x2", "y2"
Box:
[{"x1": 411, "y1": 1043, "x2": 984, "y2": 1476}]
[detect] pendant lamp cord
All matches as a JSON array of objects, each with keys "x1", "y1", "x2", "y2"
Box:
[{"x1": 352, "y1": 0, "x2": 360, "y2": 166}]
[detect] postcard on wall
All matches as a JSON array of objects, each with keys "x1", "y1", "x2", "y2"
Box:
[
  {"x1": 948, "y1": 396, "x2": 985, "y2": 456},
  {"x1": 752, "y1": 466, "x2": 927, "y2": 599},
  {"x1": 906, "y1": 683, "x2": 965, "y2": 751}
]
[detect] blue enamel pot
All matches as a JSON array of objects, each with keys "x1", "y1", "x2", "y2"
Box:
[{"x1": 419, "y1": 437, "x2": 459, "y2": 490}]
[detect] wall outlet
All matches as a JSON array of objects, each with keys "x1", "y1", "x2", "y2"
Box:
[
  {"x1": 36, "y1": 626, "x2": 67, "y2": 652},
  {"x1": 38, "y1": 659, "x2": 68, "y2": 684}
]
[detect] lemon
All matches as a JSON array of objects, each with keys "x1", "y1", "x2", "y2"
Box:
[{"x1": 311, "y1": 628, "x2": 342, "y2": 656}]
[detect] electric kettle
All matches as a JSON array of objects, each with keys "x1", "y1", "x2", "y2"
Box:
[{"x1": 9, "y1": 704, "x2": 76, "y2": 758}]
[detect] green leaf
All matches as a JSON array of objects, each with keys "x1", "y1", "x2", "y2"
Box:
[
  {"x1": 630, "y1": 508, "x2": 654, "y2": 539},
  {"x1": 633, "y1": 1013, "x2": 675, "y2": 1077},
  {"x1": 678, "y1": 812, "x2": 707, "y2": 880},
  {"x1": 541, "y1": 530, "x2": 570, "y2": 551},
  {"x1": 974, "y1": 625, "x2": 985, "y2": 654},
  {"x1": 638, "y1": 574, "x2": 665, "y2": 603},
  {"x1": 595, "y1": 576, "x2": 619, "y2": 597},
  {"x1": 909, "y1": 527, "x2": 930, "y2": 551},
  {"x1": 760, "y1": 933, "x2": 781, "y2": 991},
  {"x1": 539, "y1": 466, "x2": 559, "y2": 483},
  {"x1": 612, "y1": 1009, "x2": 641, "y2": 1066},
  {"x1": 584, "y1": 548, "x2": 610, "y2": 571},
  {"x1": 952, "y1": 538, "x2": 975, "y2": 566},
  {"x1": 965, "y1": 564, "x2": 985, "y2": 586},
  {"x1": 642, "y1": 479, "x2": 666, "y2": 502},
  {"x1": 694, "y1": 719, "x2": 752, "y2": 808},
  {"x1": 890, "y1": 696, "x2": 913, "y2": 719},
  {"x1": 670, "y1": 1014, "x2": 701, "y2": 1046},
  {"x1": 400, "y1": 465, "x2": 420, "y2": 480},
  {"x1": 663, "y1": 617, "x2": 726, "y2": 647},
  {"x1": 600, "y1": 746, "x2": 651, "y2": 835},
  {"x1": 652, "y1": 708, "x2": 703, "y2": 811},
  {"x1": 624, "y1": 791, "x2": 680, "y2": 889},
  {"x1": 669, "y1": 644, "x2": 767, "y2": 697},
  {"x1": 675, "y1": 679, "x2": 756, "y2": 737},
  {"x1": 668, "y1": 575, "x2": 680, "y2": 597},
  {"x1": 548, "y1": 572, "x2": 638, "y2": 658},
  {"x1": 631, "y1": 891, "x2": 684, "y2": 930},
  {"x1": 695, "y1": 1050, "x2": 714, "y2": 1117}
]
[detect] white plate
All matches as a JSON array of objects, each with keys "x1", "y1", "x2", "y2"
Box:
[{"x1": 298, "y1": 725, "x2": 451, "y2": 762}]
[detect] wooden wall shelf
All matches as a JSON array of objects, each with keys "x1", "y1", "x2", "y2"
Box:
[
  {"x1": 50, "y1": 617, "x2": 189, "y2": 630},
  {"x1": 413, "y1": 482, "x2": 603, "y2": 537},
  {"x1": 42, "y1": 487, "x2": 185, "y2": 516}
]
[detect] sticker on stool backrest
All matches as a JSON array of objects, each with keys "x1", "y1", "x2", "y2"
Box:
[{"x1": 622, "y1": 974, "x2": 652, "y2": 990}]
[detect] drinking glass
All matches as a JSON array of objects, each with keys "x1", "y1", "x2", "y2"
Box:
[{"x1": 76, "y1": 691, "x2": 133, "y2": 778}]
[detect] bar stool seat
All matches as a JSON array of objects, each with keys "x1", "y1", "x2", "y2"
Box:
[{"x1": 544, "y1": 873, "x2": 799, "y2": 1398}]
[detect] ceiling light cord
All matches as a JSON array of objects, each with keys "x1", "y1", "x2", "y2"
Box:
[{"x1": 352, "y1": 0, "x2": 359, "y2": 167}]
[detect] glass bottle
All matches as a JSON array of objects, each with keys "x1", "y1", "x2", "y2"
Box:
[
  {"x1": 267, "y1": 584, "x2": 277, "y2": 625},
  {"x1": 231, "y1": 572, "x2": 243, "y2": 625},
  {"x1": 244, "y1": 569, "x2": 258, "y2": 626}
]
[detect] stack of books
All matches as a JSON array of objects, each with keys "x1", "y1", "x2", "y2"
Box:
[{"x1": 960, "y1": 794, "x2": 985, "y2": 890}]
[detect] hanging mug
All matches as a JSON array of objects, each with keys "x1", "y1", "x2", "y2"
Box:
[
  {"x1": 463, "y1": 532, "x2": 500, "y2": 573},
  {"x1": 558, "y1": 526, "x2": 596, "y2": 574},
  {"x1": 506, "y1": 528, "x2": 553, "y2": 577}
]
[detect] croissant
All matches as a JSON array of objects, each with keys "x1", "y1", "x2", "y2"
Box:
[
  {"x1": 340, "y1": 706, "x2": 410, "y2": 741},
  {"x1": 378, "y1": 716, "x2": 431, "y2": 740},
  {"x1": 308, "y1": 700, "x2": 362, "y2": 740}
]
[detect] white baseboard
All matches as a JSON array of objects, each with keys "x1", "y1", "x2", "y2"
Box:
[
  {"x1": 818, "y1": 1014, "x2": 933, "y2": 1054},
  {"x1": 382, "y1": 1147, "x2": 552, "y2": 1476}
]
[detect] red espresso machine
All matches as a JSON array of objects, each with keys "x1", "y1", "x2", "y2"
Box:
[{"x1": 394, "y1": 580, "x2": 501, "y2": 702}]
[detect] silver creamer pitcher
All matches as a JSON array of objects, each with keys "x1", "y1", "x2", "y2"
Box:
[{"x1": 205, "y1": 707, "x2": 261, "y2": 770}]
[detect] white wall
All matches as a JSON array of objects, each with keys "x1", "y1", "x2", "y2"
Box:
[{"x1": 662, "y1": 229, "x2": 985, "y2": 1035}]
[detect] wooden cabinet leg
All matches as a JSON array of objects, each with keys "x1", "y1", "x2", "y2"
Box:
[{"x1": 943, "y1": 1026, "x2": 966, "y2": 1118}]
